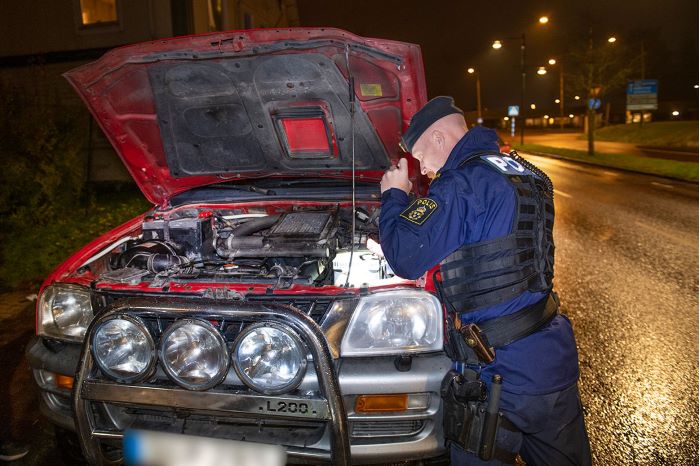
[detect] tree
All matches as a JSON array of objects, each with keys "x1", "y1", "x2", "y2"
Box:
[{"x1": 566, "y1": 29, "x2": 637, "y2": 154}]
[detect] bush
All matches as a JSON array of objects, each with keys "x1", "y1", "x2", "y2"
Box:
[
  {"x1": 1, "y1": 187, "x2": 149, "y2": 290},
  {"x1": 0, "y1": 81, "x2": 88, "y2": 219},
  {"x1": 0, "y1": 79, "x2": 150, "y2": 290}
]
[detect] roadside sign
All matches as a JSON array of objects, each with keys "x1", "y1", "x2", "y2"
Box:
[
  {"x1": 508, "y1": 105, "x2": 519, "y2": 117},
  {"x1": 626, "y1": 79, "x2": 658, "y2": 111},
  {"x1": 588, "y1": 98, "x2": 601, "y2": 110}
]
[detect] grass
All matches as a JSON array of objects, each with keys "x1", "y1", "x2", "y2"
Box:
[
  {"x1": 0, "y1": 186, "x2": 151, "y2": 290},
  {"x1": 590, "y1": 121, "x2": 699, "y2": 149},
  {"x1": 515, "y1": 144, "x2": 699, "y2": 182}
]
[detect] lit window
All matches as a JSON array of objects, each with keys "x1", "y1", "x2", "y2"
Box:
[{"x1": 79, "y1": 0, "x2": 117, "y2": 26}]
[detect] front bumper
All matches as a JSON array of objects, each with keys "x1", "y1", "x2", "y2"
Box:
[{"x1": 27, "y1": 298, "x2": 450, "y2": 465}]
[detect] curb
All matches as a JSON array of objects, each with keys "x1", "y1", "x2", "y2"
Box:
[{"x1": 517, "y1": 149, "x2": 699, "y2": 185}]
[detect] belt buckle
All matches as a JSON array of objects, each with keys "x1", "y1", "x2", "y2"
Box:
[{"x1": 460, "y1": 324, "x2": 496, "y2": 364}]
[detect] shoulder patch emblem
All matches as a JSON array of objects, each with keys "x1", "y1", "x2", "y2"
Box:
[{"x1": 400, "y1": 198, "x2": 438, "y2": 225}]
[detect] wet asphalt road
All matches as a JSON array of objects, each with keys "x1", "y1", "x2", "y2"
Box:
[
  {"x1": 0, "y1": 154, "x2": 698, "y2": 465},
  {"x1": 523, "y1": 154, "x2": 699, "y2": 465}
]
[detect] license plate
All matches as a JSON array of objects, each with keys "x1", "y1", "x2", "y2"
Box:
[
  {"x1": 255, "y1": 397, "x2": 328, "y2": 418},
  {"x1": 124, "y1": 430, "x2": 286, "y2": 466}
]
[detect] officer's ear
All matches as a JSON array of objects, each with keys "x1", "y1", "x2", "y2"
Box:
[{"x1": 431, "y1": 129, "x2": 445, "y2": 150}]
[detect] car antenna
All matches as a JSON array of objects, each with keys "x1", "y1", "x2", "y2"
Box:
[{"x1": 344, "y1": 43, "x2": 356, "y2": 288}]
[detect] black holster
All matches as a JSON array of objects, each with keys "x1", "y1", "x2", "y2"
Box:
[
  {"x1": 441, "y1": 371, "x2": 518, "y2": 464},
  {"x1": 440, "y1": 370, "x2": 486, "y2": 448}
]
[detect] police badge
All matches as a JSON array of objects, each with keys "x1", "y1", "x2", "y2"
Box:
[{"x1": 400, "y1": 198, "x2": 438, "y2": 225}]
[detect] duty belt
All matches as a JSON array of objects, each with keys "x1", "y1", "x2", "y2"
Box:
[{"x1": 446, "y1": 294, "x2": 559, "y2": 365}]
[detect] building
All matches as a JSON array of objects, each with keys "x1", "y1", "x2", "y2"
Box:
[{"x1": 0, "y1": 0, "x2": 300, "y2": 182}]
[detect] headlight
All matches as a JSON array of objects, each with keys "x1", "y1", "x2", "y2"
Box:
[
  {"x1": 37, "y1": 284, "x2": 93, "y2": 342},
  {"x1": 340, "y1": 290, "x2": 443, "y2": 356},
  {"x1": 232, "y1": 323, "x2": 307, "y2": 395},
  {"x1": 160, "y1": 319, "x2": 229, "y2": 391},
  {"x1": 92, "y1": 316, "x2": 156, "y2": 383}
]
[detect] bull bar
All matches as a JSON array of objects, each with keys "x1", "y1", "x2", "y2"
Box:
[{"x1": 72, "y1": 297, "x2": 351, "y2": 465}]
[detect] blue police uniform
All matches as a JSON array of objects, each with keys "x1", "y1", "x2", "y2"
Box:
[{"x1": 379, "y1": 126, "x2": 591, "y2": 465}]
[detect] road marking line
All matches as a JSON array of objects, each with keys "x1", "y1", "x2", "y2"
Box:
[
  {"x1": 554, "y1": 189, "x2": 572, "y2": 199},
  {"x1": 602, "y1": 171, "x2": 620, "y2": 177},
  {"x1": 651, "y1": 181, "x2": 674, "y2": 189}
]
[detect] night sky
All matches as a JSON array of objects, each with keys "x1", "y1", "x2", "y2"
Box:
[{"x1": 297, "y1": 0, "x2": 699, "y2": 118}]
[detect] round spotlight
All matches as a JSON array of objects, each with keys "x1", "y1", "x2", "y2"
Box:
[
  {"x1": 93, "y1": 316, "x2": 155, "y2": 383},
  {"x1": 160, "y1": 319, "x2": 229, "y2": 391},
  {"x1": 233, "y1": 324, "x2": 307, "y2": 395}
]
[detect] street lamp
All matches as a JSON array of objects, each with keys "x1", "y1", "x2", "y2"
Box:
[
  {"x1": 607, "y1": 36, "x2": 617, "y2": 43},
  {"x1": 492, "y1": 17, "x2": 550, "y2": 144},
  {"x1": 467, "y1": 67, "x2": 482, "y2": 123},
  {"x1": 537, "y1": 66, "x2": 547, "y2": 75},
  {"x1": 492, "y1": 34, "x2": 525, "y2": 143},
  {"x1": 574, "y1": 95, "x2": 580, "y2": 100},
  {"x1": 544, "y1": 57, "x2": 565, "y2": 130},
  {"x1": 530, "y1": 103, "x2": 536, "y2": 110}
]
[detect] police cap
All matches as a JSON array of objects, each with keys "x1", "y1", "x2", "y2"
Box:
[{"x1": 400, "y1": 96, "x2": 463, "y2": 153}]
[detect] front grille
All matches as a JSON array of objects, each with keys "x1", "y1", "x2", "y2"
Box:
[
  {"x1": 350, "y1": 420, "x2": 425, "y2": 438},
  {"x1": 91, "y1": 403, "x2": 326, "y2": 448},
  {"x1": 246, "y1": 294, "x2": 338, "y2": 323}
]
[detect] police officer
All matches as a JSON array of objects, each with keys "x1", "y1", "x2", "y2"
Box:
[{"x1": 378, "y1": 96, "x2": 591, "y2": 465}]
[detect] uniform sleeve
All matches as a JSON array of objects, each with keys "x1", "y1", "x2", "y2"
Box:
[{"x1": 379, "y1": 172, "x2": 477, "y2": 279}]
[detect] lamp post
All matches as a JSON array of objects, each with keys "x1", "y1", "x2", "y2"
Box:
[
  {"x1": 547, "y1": 58, "x2": 565, "y2": 130},
  {"x1": 467, "y1": 67, "x2": 482, "y2": 123},
  {"x1": 492, "y1": 15, "x2": 549, "y2": 145},
  {"x1": 493, "y1": 35, "x2": 526, "y2": 144}
]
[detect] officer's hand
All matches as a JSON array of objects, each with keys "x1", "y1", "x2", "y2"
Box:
[
  {"x1": 380, "y1": 158, "x2": 412, "y2": 194},
  {"x1": 366, "y1": 237, "x2": 384, "y2": 258}
]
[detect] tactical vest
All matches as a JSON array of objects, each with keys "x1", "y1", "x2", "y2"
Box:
[{"x1": 439, "y1": 152, "x2": 555, "y2": 313}]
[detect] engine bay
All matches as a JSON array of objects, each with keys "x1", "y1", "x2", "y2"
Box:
[{"x1": 97, "y1": 205, "x2": 393, "y2": 289}]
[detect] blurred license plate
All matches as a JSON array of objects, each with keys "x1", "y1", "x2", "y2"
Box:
[{"x1": 124, "y1": 430, "x2": 286, "y2": 466}]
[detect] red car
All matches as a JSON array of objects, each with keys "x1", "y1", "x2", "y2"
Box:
[{"x1": 27, "y1": 28, "x2": 453, "y2": 465}]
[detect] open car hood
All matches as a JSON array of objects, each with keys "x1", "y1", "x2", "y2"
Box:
[{"x1": 65, "y1": 28, "x2": 428, "y2": 205}]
